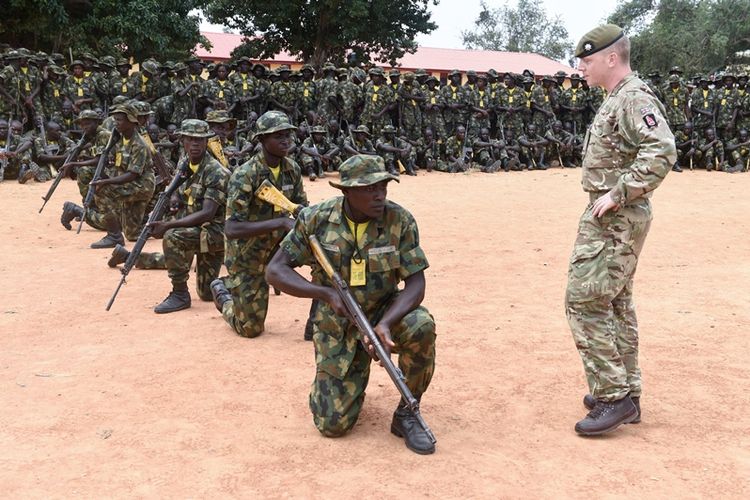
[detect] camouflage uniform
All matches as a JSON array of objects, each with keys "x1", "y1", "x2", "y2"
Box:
[
  {"x1": 468, "y1": 84, "x2": 492, "y2": 141},
  {"x1": 439, "y1": 81, "x2": 469, "y2": 136},
  {"x1": 143, "y1": 151, "x2": 229, "y2": 298},
  {"x1": 663, "y1": 79, "x2": 690, "y2": 129},
  {"x1": 361, "y1": 72, "x2": 394, "y2": 139},
  {"x1": 566, "y1": 73, "x2": 675, "y2": 402},
  {"x1": 41, "y1": 69, "x2": 67, "y2": 123},
  {"x1": 697, "y1": 134, "x2": 724, "y2": 170},
  {"x1": 422, "y1": 82, "x2": 447, "y2": 142},
  {"x1": 86, "y1": 129, "x2": 155, "y2": 241},
  {"x1": 63, "y1": 73, "x2": 98, "y2": 111},
  {"x1": 496, "y1": 85, "x2": 524, "y2": 137},
  {"x1": 75, "y1": 125, "x2": 112, "y2": 202},
  {"x1": 316, "y1": 66, "x2": 340, "y2": 123},
  {"x1": 279, "y1": 180, "x2": 435, "y2": 436},
  {"x1": 222, "y1": 150, "x2": 307, "y2": 337},
  {"x1": 715, "y1": 86, "x2": 739, "y2": 140},
  {"x1": 531, "y1": 83, "x2": 554, "y2": 132},
  {"x1": 689, "y1": 84, "x2": 716, "y2": 134},
  {"x1": 32, "y1": 133, "x2": 74, "y2": 181},
  {"x1": 398, "y1": 74, "x2": 423, "y2": 141},
  {"x1": 559, "y1": 84, "x2": 586, "y2": 135},
  {"x1": 436, "y1": 134, "x2": 468, "y2": 173}
]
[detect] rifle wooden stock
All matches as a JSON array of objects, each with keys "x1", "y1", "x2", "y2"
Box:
[
  {"x1": 308, "y1": 235, "x2": 436, "y2": 445},
  {"x1": 106, "y1": 161, "x2": 190, "y2": 311},
  {"x1": 254, "y1": 179, "x2": 302, "y2": 216},
  {"x1": 77, "y1": 130, "x2": 120, "y2": 234}
]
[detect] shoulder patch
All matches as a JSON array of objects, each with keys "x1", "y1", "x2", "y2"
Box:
[{"x1": 643, "y1": 113, "x2": 658, "y2": 129}]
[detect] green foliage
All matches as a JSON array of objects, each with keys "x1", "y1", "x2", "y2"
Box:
[
  {"x1": 607, "y1": 0, "x2": 750, "y2": 74},
  {"x1": 205, "y1": 0, "x2": 437, "y2": 68},
  {"x1": 461, "y1": 0, "x2": 572, "y2": 61},
  {"x1": 0, "y1": 0, "x2": 210, "y2": 61}
]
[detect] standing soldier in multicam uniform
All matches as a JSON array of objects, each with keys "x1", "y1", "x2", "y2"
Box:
[
  {"x1": 266, "y1": 154, "x2": 437, "y2": 455},
  {"x1": 209, "y1": 111, "x2": 308, "y2": 338},
  {"x1": 567, "y1": 25, "x2": 676, "y2": 436}
]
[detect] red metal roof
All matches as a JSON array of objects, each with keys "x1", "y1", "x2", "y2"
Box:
[{"x1": 196, "y1": 31, "x2": 573, "y2": 76}]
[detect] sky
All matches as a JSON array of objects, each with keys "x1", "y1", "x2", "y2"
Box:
[{"x1": 200, "y1": 0, "x2": 621, "y2": 52}]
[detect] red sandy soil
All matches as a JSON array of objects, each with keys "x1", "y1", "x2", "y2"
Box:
[{"x1": 1, "y1": 168, "x2": 748, "y2": 497}]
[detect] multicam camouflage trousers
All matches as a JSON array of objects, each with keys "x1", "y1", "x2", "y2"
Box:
[
  {"x1": 85, "y1": 179, "x2": 154, "y2": 240},
  {"x1": 310, "y1": 303, "x2": 436, "y2": 437},
  {"x1": 565, "y1": 196, "x2": 652, "y2": 401},
  {"x1": 134, "y1": 227, "x2": 223, "y2": 300},
  {"x1": 220, "y1": 271, "x2": 271, "y2": 338}
]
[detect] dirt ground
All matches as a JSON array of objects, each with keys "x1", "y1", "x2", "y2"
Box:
[{"x1": 1, "y1": 167, "x2": 748, "y2": 498}]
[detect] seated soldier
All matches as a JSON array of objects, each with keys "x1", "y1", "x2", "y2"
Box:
[
  {"x1": 698, "y1": 127, "x2": 725, "y2": 171},
  {"x1": 436, "y1": 125, "x2": 470, "y2": 173},
  {"x1": 472, "y1": 127, "x2": 506, "y2": 173},
  {"x1": 0, "y1": 119, "x2": 34, "y2": 183},
  {"x1": 544, "y1": 120, "x2": 575, "y2": 168},
  {"x1": 375, "y1": 124, "x2": 415, "y2": 176},
  {"x1": 674, "y1": 121, "x2": 698, "y2": 170},
  {"x1": 300, "y1": 125, "x2": 340, "y2": 181},
  {"x1": 724, "y1": 128, "x2": 750, "y2": 173},
  {"x1": 518, "y1": 123, "x2": 549, "y2": 170},
  {"x1": 32, "y1": 121, "x2": 75, "y2": 181},
  {"x1": 343, "y1": 125, "x2": 377, "y2": 159},
  {"x1": 415, "y1": 127, "x2": 440, "y2": 172}
]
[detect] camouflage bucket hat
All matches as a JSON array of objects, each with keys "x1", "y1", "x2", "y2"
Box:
[
  {"x1": 252, "y1": 110, "x2": 297, "y2": 140},
  {"x1": 352, "y1": 125, "x2": 371, "y2": 136},
  {"x1": 116, "y1": 58, "x2": 131, "y2": 67},
  {"x1": 131, "y1": 100, "x2": 152, "y2": 116},
  {"x1": 668, "y1": 74, "x2": 681, "y2": 83},
  {"x1": 301, "y1": 63, "x2": 315, "y2": 73},
  {"x1": 75, "y1": 109, "x2": 102, "y2": 122},
  {"x1": 100, "y1": 55, "x2": 116, "y2": 68},
  {"x1": 448, "y1": 69, "x2": 461, "y2": 77},
  {"x1": 389, "y1": 68, "x2": 400, "y2": 76},
  {"x1": 205, "y1": 110, "x2": 236, "y2": 124},
  {"x1": 70, "y1": 59, "x2": 85, "y2": 68},
  {"x1": 111, "y1": 95, "x2": 129, "y2": 106},
  {"x1": 311, "y1": 125, "x2": 326, "y2": 134},
  {"x1": 382, "y1": 124, "x2": 396, "y2": 134},
  {"x1": 329, "y1": 155, "x2": 399, "y2": 189},
  {"x1": 109, "y1": 104, "x2": 139, "y2": 123},
  {"x1": 415, "y1": 68, "x2": 428, "y2": 77},
  {"x1": 141, "y1": 60, "x2": 159, "y2": 74},
  {"x1": 177, "y1": 119, "x2": 215, "y2": 138},
  {"x1": 277, "y1": 64, "x2": 292, "y2": 73},
  {"x1": 368, "y1": 67, "x2": 384, "y2": 76},
  {"x1": 4, "y1": 50, "x2": 21, "y2": 60}
]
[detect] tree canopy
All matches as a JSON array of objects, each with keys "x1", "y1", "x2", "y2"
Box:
[
  {"x1": 608, "y1": 0, "x2": 750, "y2": 74},
  {"x1": 205, "y1": 0, "x2": 437, "y2": 69},
  {"x1": 461, "y1": 0, "x2": 572, "y2": 61},
  {"x1": 0, "y1": 0, "x2": 209, "y2": 61}
]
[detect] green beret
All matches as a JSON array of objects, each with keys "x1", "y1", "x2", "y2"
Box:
[{"x1": 575, "y1": 24, "x2": 625, "y2": 58}]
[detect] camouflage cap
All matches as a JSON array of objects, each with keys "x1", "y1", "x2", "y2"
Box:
[
  {"x1": 174, "y1": 62, "x2": 187, "y2": 72},
  {"x1": 323, "y1": 62, "x2": 337, "y2": 72},
  {"x1": 575, "y1": 24, "x2": 625, "y2": 58},
  {"x1": 70, "y1": 59, "x2": 85, "y2": 68},
  {"x1": 252, "y1": 63, "x2": 267, "y2": 73},
  {"x1": 389, "y1": 68, "x2": 400, "y2": 77},
  {"x1": 426, "y1": 75, "x2": 438, "y2": 84},
  {"x1": 542, "y1": 75, "x2": 555, "y2": 83},
  {"x1": 17, "y1": 48, "x2": 32, "y2": 57},
  {"x1": 448, "y1": 69, "x2": 461, "y2": 77},
  {"x1": 177, "y1": 119, "x2": 215, "y2": 138},
  {"x1": 277, "y1": 64, "x2": 292, "y2": 73},
  {"x1": 206, "y1": 63, "x2": 216, "y2": 73},
  {"x1": 4, "y1": 50, "x2": 20, "y2": 60},
  {"x1": 352, "y1": 125, "x2": 371, "y2": 136},
  {"x1": 51, "y1": 53, "x2": 65, "y2": 63},
  {"x1": 49, "y1": 65, "x2": 67, "y2": 76},
  {"x1": 467, "y1": 70, "x2": 477, "y2": 77},
  {"x1": 648, "y1": 71, "x2": 661, "y2": 78},
  {"x1": 368, "y1": 67, "x2": 384, "y2": 76},
  {"x1": 668, "y1": 74, "x2": 681, "y2": 83},
  {"x1": 141, "y1": 60, "x2": 159, "y2": 74},
  {"x1": 402, "y1": 71, "x2": 415, "y2": 82},
  {"x1": 301, "y1": 63, "x2": 315, "y2": 73},
  {"x1": 311, "y1": 125, "x2": 326, "y2": 134},
  {"x1": 329, "y1": 155, "x2": 398, "y2": 189},
  {"x1": 487, "y1": 68, "x2": 499, "y2": 77},
  {"x1": 252, "y1": 110, "x2": 297, "y2": 140},
  {"x1": 82, "y1": 52, "x2": 97, "y2": 61},
  {"x1": 414, "y1": 68, "x2": 428, "y2": 77},
  {"x1": 185, "y1": 55, "x2": 203, "y2": 64},
  {"x1": 570, "y1": 73, "x2": 583, "y2": 80},
  {"x1": 205, "y1": 110, "x2": 236, "y2": 124},
  {"x1": 723, "y1": 73, "x2": 736, "y2": 80},
  {"x1": 236, "y1": 56, "x2": 253, "y2": 64},
  {"x1": 555, "y1": 70, "x2": 568, "y2": 77},
  {"x1": 523, "y1": 69, "x2": 535, "y2": 77},
  {"x1": 116, "y1": 58, "x2": 131, "y2": 67},
  {"x1": 109, "y1": 103, "x2": 139, "y2": 123},
  {"x1": 382, "y1": 124, "x2": 396, "y2": 134},
  {"x1": 337, "y1": 67, "x2": 348, "y2": 75},
  {"x1": 131, "y1": 100, "x2": 152, "y2": 116},
  {"x1": 75, "y1": 109, "x2": 102, "y2": 122}
]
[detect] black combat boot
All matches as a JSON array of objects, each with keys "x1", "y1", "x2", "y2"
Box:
[
  {"x1": 391, "y1": 399, "x2": 436, "y2": 455},
  {"x1": 90, "y1": 231, "x2": 125, "y2": 249},
  {"x1": 405, "y1": 160, "x2": 417, "y2": 176},
  {"x1": 209, "y1": 278, "x2": 232, "y2": 312},
  {"x1": 107, "y1": 244, "x2": 130, "y2": 268},
  {"x1": 584, "y1": 393, "x2": 641, "y2": 423},
  {"x1": 154, "y1": 285, "x2": 192, "y2": 314},
  {"x1": 307, "y1": 166, "x2": 317, "y2": 181},
  {"x1": 18, "y1": 164, "x2": 34, "y2": 184},
  {"x1": 672, "y1": 162, "x2": 683, "y2": 172},
  {"x1": 60, "y1": 201, "x2": 84, "y2": 230},
  {"x1": 575, "y1": 395, "x2": 638, "y2": 436}
]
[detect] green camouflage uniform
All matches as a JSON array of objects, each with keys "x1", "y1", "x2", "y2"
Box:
[
  {"x1": 689, "y1": 86, "x2": 716, "y2": 133},
  {"x1": 316, "y1": 73, "x2": 340, "y2": 123},
  {"x1": 279, "y1": 195, "x2": 435, "y2": 437},
  {"x1": 439, "y1": 83, "x2": 469, "y2": 135},
  {"x1": 496, "y1": 86, "x2": 524, "y2": 137},
  {"x1": 75, "y1": 127, "x2": 112, "y2": 203},
  {"x1": 663, "y1": 85, "x2": 689, "y2": 128},
  {"x1": 137, "y1": 153, "x2": 229, "y2": 298},
  {"x1": 110, "y1": 74, "x2": 137, "y2": 99},
  {"x1": 531, "y1": 85, "x2": 554, "y2": 132},
  {"x1": 468, "y1": 87, "x2": 492, "y2": 140},
  {"x1": 86, "y1": 132, "x2": 155, "y2": 240},
  {"x1": 32, "y1": 134, "x2": 74, "y2": 181},
  {"x1": 17, "y1": 65, "x2": 43, "y2": 117},
  {"x1": 361, "y1": 81, "x2": 394, "y2": 139},
  {"x1": 697, "y1": 135, "x2": 724, "y2": 170},
  {"x1": 41, "y1": 77, "x2": 66, "y2": 123},
  {"x1": 63, "y1": 75, "x2": 97, "y2": 111},
  {"x1": 435, "y1": 134, "x2": 467, "y2": 172},
  {"x1": 559, "y1": 86, "x2": 586, "y2": 135},
  {"x1": 337, "y1": 79, "x2": 361, "y2": 125},
  {"x1": 222, "y1": 152, "x2": 307, "y2": 337},
  {"x1": 566, "y1": 73, "x2": 675, "y2": 402},
  {"x1": 715, "y1": 87, "x2": 739, "y2": 139},
  {"x1": 423, "y1": 87, "x2": 446, "y2": 142}
]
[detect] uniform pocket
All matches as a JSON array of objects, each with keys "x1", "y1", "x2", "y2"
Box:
[
  {"x1": 566, "y1": 240, "x2": 611, "y2": 303},
  {"x1": 368, "y1": 249, "x2": 400, "y2": 273}
]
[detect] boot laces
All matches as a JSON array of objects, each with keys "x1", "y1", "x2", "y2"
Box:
[{"x1": 587, "y1": 401, "x2": 614, "y2": 419}]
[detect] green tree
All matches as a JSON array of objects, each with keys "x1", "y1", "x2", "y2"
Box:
[
  {"x1": 461, "y1": 0, "x2": 572, "y2": 61},
  {"x1": 204, "y1": 0, "x2": 437, "y2": 69},
  {"x1": 0, "y1": 0, "x2": 210, "y2": 61},
  {"x1": 607, "y1": 0, "x2": 750, "y2": 74}
]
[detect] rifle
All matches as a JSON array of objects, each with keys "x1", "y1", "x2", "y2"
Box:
[
  {"x1": 106, "y1": 161, "x2": 189, "y2": 311},
  {"x1": 308, "y1": 234, "x2": 437, "y2": 446},
  {"x1": 255, "y1": 179, "x2": 302, "y2": 216},
  {"x1": 141, "y1": 131, "x2": 172, "y2": 184},
  {"x1": 39, "y1": 134, "x2": 87, "y2": 213},
  {"x1": 37, "y1": 116, "x2": 49, "y2": 152},
  {"x1": 461, "y1": 120, "x2": 471, "y2": 164},
  {"x1": 77, "y1": 130, "x2": 120, "y2": 234}
]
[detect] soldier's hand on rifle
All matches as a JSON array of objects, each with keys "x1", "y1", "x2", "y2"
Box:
[
  {"x1": 60, "y1": 161, "x2": 76, "y2": 178},
  {"x1": 148, "y1": 220, "x2": 170, "y2": 239},
  {"x1": 365, "y1": 323, "x2": 396, "y2": 365},
  {"x1": 323, "y1": 287, "x2": 348, "y2": 317}
]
